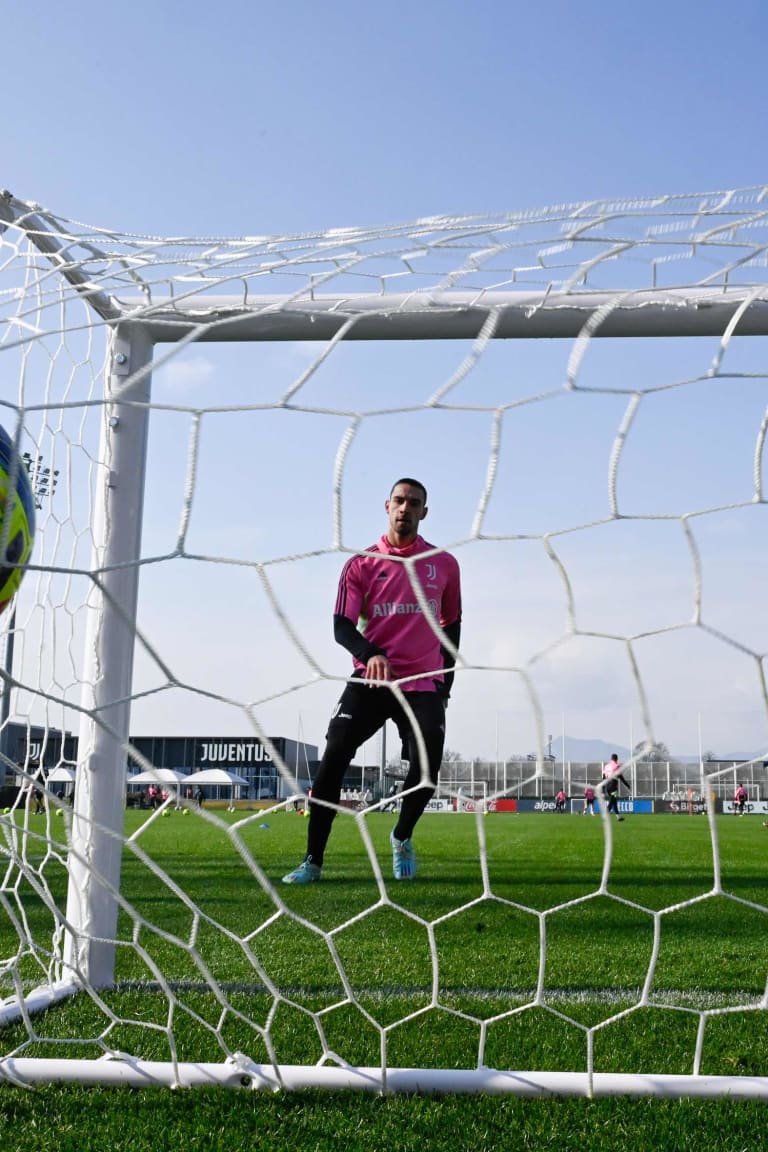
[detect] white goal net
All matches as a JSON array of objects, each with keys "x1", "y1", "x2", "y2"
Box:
[{"x1": 0, "y1": 186, "x2": 767, "y2": 1096}]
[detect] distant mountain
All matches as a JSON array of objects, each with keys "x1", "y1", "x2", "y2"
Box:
[
  {"x1": 551, "y1": 736, "x2": 630, "y2": 764},
  {"x1": 550, "y1": 736, "x2": 761, "y2": 765}
]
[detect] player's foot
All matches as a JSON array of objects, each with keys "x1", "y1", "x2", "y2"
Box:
[
  {"x1": 282, "y1": 858, "x2": 322, "y2": 885},
  {"x1": 390, "y1": 831, "x2": 416, "y2": 880},
  {"x1": 617, "y1": 815, "x2": 625, "y2": 822}
]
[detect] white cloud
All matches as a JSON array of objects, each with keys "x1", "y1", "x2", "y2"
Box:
[{"x1": 157, "y1": 355, "x2": 217, "y2": 393}]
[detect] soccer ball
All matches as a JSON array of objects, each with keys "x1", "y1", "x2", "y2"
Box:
[{"x1": 0, "y1": 426, "x2": 35, "y2": 614}]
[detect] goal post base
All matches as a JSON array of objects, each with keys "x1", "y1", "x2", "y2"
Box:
[
  {"x1": 1, "y1": 1057, "x2": 767, "y2": 1098},
  {"x1": 0, "y1": 980, "x2": 80, "y2": 1027}
]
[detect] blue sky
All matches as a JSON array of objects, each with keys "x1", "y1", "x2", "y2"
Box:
[
  {"x1": 4, "y1": 1, "x2": 766, "y2": 235},
  {"x1": 3, "y1": 0, "x2": 768, "y2": 767}
]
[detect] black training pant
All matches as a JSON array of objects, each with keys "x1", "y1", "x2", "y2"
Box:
[{"x1": 306, "y1": 681, "x2": 446, "y2": 865}]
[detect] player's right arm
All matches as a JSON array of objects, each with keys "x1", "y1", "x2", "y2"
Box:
[
  {"x1": 332, "y1": 554, "x2": 388, "y2": 673},
  {"x1": 333, "y1": 616, "x2": 392, "y2": 682},
  {"x1": 333, "y1": 614, "x2": 385, "y2": 663}
]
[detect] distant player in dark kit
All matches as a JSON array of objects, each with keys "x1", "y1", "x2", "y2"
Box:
[
  {"x1": 601, "y1": 753, "x2": 631, "y2": 821},
  {"x1": 282, "y1": 478, "x2": 462, "y2": 884}
]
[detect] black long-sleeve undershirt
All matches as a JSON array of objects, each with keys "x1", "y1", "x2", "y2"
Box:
[{"x1": 333, "y1": 614, "x2": 385, "y2": 665}]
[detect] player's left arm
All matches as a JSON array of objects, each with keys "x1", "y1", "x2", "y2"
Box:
[{"x1": 438, "y1": 557, "x2": 462, "y2": 700}]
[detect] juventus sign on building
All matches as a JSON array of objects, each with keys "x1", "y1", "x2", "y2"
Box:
[{"x1": 198, "y1": 740, "x2": 274, "y2": 765}]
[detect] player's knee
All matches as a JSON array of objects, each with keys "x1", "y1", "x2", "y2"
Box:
[{"x1": 323, "y1": 725, "x2": 358, "y2": 763}]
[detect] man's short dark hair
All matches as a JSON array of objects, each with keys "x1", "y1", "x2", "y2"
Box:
[{"x1": 390, "y1": 477, "x2": 427, "y2": 503}]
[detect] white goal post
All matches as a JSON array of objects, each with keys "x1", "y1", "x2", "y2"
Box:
[{"x1": 1, "y1": 186, "x2": 768, "y2": 1097}]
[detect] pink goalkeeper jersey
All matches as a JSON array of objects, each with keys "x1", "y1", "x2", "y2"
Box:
[{"x1": 335, "y1": 534, "x2": 461, "y2": 692}]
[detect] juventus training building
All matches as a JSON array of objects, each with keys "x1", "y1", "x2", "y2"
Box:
[{"x1": 5, "y1": 723, "x2": 317, "y2": 801}]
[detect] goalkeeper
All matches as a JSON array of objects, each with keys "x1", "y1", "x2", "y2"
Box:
[
  {"x1": 601, "y1": 753, "x2": 631, "y2": 822},
  {"x1": 283, "y1": 478, "x2": 462, "y2": 884}
]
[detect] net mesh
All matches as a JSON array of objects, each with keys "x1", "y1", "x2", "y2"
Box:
[{"x1": 0, "y1": 185, "x2": 767, "y2": 1094}]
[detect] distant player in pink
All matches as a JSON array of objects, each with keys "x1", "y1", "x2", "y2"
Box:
[
  {"x1": 555, "y1": 789, "x2": 567, "y2": 813},
  {"x1": 283, "y1": 478, "x2": 462, "y2": 885},
  {"x1": 734, "y1": 784, "x2": 748, "y2": 816},
  {"x1": 601, "y1": 753, "x2": 631, "y2": 821},
  {"x1": 583, "y1": 785, "x2": 596, "y2": 816}
]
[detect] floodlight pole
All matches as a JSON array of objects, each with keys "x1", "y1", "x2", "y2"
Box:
[
  {"x1": 0, "y1": 611, "x2": 17, "y2": 773},
  {"x1": 379, "y1": 723, "x2": 386, "y2": 794}
]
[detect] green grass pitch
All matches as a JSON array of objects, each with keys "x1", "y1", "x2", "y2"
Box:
[{"x1": 1, "y1": 807, "x2": 766, "y2": 1149}]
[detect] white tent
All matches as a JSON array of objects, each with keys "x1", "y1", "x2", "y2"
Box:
[
  {"x1": 46, "y1": 766, "x2": 76, "y2": 784},
  {"x1": 127, "y1": 768, "x2": 187, "y2": 786},
  {"x1": 183, "y1": 768, "x2": 250, "y2": 802},
  {"x1": 183, "y1": 769, "x2": 249, "y2": 788}
]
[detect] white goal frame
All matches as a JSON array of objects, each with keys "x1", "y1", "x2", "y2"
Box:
[{"x1": 1, "y1": 188, "x2": 768, "y2": 1097}]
